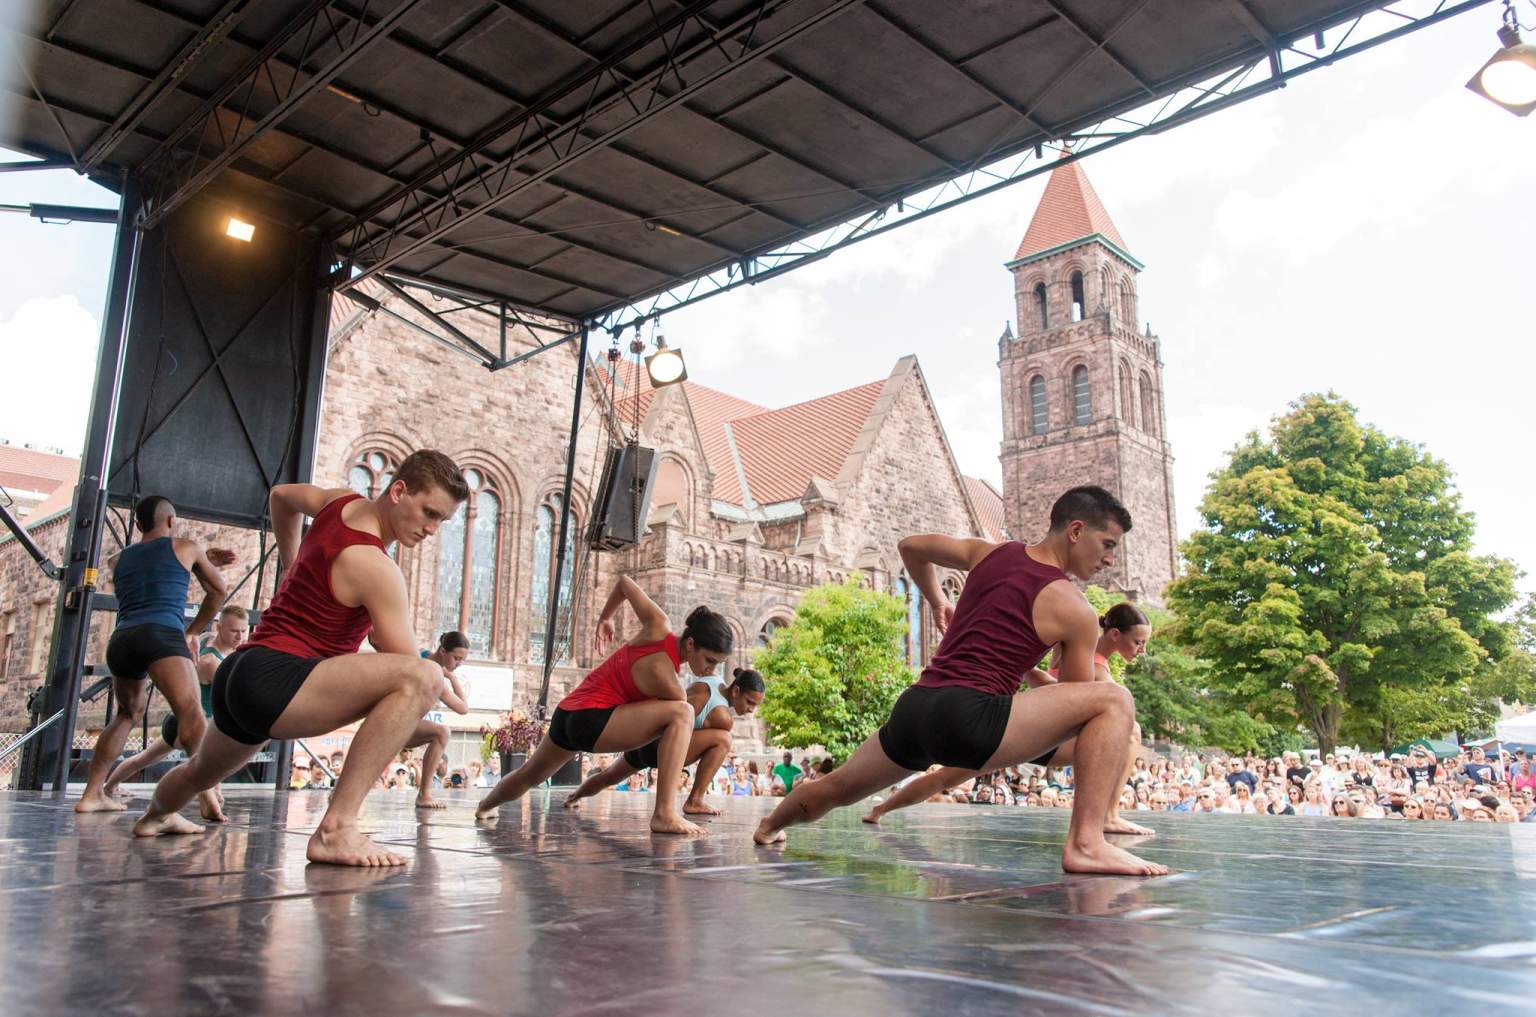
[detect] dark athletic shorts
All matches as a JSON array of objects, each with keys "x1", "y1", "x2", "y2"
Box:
[
  {"x1": 160, "y1": 711, "x2": 180, "y2": 748},
  {"x1": 624, "y1": 739, "x2": 661, "y2": 770},
  {"x1": 212, "y1": 646, "x2": 323, "y2": 745},
  {"x1": 106, "y1": 624, "x2": 191, "y2": 680},
  {"x1": 548, "y1": 706, "x2": 614, "y2": 753},
  {"x1": 878, "y1": 684, "x2": 1014, "y2": 772}
]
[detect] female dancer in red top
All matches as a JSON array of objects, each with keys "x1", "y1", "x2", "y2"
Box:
[{"x1": 475, "y1": 576, "x2": 733, "y2": 835}]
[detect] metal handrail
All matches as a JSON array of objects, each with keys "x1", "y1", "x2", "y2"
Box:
[{"x1": 0, "y1": 677, "x2": 113, "y2": 765}]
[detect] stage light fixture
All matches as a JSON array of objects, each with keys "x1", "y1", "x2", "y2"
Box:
[
  {"x1": 1466, "y1": 2, "x2": 1536, "y2": 116},
  {"x1": 226, "y1": 216, "x2": 255, "y2": 241},
  {"x1": 644, "y1": 333, "x2": 687, "y2": 388}
]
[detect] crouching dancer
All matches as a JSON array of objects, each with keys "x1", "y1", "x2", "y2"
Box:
[
  {"x1": 133, "y1": 451, "x2": 470, "y2": 866},
  {"x1": 752, "y1": 486, "x2": 1168, "y2": 877}
]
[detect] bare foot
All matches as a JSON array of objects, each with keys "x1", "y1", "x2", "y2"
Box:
[
  {"x1": 1061, "y1": 838, "x2": 1168, "y2": 877},
  {"x1": 133, "y1": 811, "x2": 206, "y2": 837},
  {"x1": 106, "y1": 784, "x2": 130, "y2": 800},
  {"x1": 415, "y1": 797, "x2": 446, "y2": 810},
  {"x1": 306, "y1": 826, "x2": 406, "y2": 867},
  {"x1": 75, "y1": 792, "x2": 128, "y2": 814},
  {"x1": 197, "y1": 790, "x2": 227, "y2": 823},
  {"x1": 650, "y1": 812, "x2": 705, "y2": 836},
  {"x1": 860, "y1": 808, "x2": 884, "y2": 825},
  {"x1": 474, "y1": 803, "x2": 499, "y2": 822},
  {"x1": 683, "y1": 799, "x2": 722, "y2": 816},
  {"x1": 753, "y1": 819, "x2": 788, "y2": 845},
  {"x1": 1103, "y1": 816, "x2": 1155, "y2": 837}
]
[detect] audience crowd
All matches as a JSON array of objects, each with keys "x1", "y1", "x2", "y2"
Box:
[{"x1": 288, "y1": 741, "x2": 1536, "y2": 824}]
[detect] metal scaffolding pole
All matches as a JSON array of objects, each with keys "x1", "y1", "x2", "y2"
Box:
[
  {"x1": 536, "y1": 323, "x2": 591, "y2": 720},
  {"x1": 28, "y1": 175, "x2": 142, "y2": 793}
]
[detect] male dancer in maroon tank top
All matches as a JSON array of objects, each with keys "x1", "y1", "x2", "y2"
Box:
[
  {"x1": 133, "y1": 451, "x2": 469, "y2": 867},
  {"x1": 753, "y1": 486, "x2": 1167, "y2": 877}
]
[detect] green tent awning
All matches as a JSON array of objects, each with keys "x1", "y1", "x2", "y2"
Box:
[{"x1": 1390, "y1": 738, "x2": 1460, "y2": 759}]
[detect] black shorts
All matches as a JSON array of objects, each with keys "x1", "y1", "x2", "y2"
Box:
[
  {"x1": 160, "y1": 711, "x2": 179, "y2": 747},
  {"x1": 624, "y1": 739, "x2": 660, "y2": 770},
  {"x1": 212, "y1": 646, "x2": 323, "y2": 745},
  {"x1": 878, "y1": 684, "x2": 1014, "y2": 772},
  {"x1": 106, "y1": 624, "x2": 191, "y2": 680},
  {"x1": 547, "y1": 706, "x2": 614, "y2": 753}
]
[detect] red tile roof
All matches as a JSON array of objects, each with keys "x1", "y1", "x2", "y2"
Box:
[
  {"x1": 612, "y1": 378, "x2": 769, "y2": 503},
  {"x1": 1014, "y1": 152, "x2": 1127, "y2": 261},
  {"x1": 728, "y1": 381, "x2": 886, "y2": 505},
  {"x1": 0, "y1": 444, "x2": 78, "y2": 525},
  {"x1": 964, "y1": 476, "x2": 1008, "y2": 542}
]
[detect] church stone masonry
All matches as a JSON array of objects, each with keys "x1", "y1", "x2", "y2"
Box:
[{"x1": 997, "y1": 153, "x2": 1178, "y2": 601}]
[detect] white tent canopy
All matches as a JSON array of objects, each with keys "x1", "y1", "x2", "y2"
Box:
[{"x1": 1494, "y1": 713, "x2": 1536, "y2": 742}]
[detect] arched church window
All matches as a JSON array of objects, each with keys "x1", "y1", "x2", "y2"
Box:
[
  {"x1": 530, "y1": 494, "x2": 578, "y2": 663},
  {"x1": 1119, "y1": 363, "x2": 1135, "y2": 429},
  {"x1": 1139, "y1": 372, "x2": 1157, "y2": 438},
  {"x1": 347, "y1": 450, "x2": 394, "y2": 498},
  {"x1": 893, "y1": 574, "x2": 924, "y2": 668},
  {"x1": 434, "y1": 469, "x2": 501, "y2": 656},
  {"x1": 1029, "y1": 375, "x2": 1048, "y2": 435},
  {"x1": 1120, "y1": 281, "x2": 1135, "y2": 326},
  {"x1": 1034, "y1": 283, "x2": 1048, "y2": 330},
  {"x1": 757, "y1": 617, "x2": 788, "y2": 648},
  {"x1": 1072, "y1": 365, "x2": 1092, "y2": 425},
  {"x1": 1070, "y1": 272, "x2": 1085, "y2": 322}
]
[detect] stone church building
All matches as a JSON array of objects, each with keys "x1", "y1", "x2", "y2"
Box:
[{"x1": 1, "y1": 154, "x2": 1174, "y2": 770}]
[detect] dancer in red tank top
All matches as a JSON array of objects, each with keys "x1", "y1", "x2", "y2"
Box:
[
  {"x1": 753, "y1": 486, "x2": 1169, "y2": 878},
  {"x1": 134, "y1": 451, "x2": 470, "y2": 867},
  {"x1": 474, "y1": 577, "x2": 734, "y2": 836}
]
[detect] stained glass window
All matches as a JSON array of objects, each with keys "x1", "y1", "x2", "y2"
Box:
[
  {"x1": 530, "y1": 505, "x2": 553, "y2": 661},
  {"x1": 434, "y1": 499, "x2": 467, "y2": 638},
  {"x1": 467, "y1": 490, "x2": 499, "y2": 655}
]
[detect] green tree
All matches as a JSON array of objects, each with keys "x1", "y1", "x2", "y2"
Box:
[
  {"x1": 1168, "y1": 393, "x2": 1519, "y2": 753},
  {"x1": 754, "y1": 575, "x2": 914, "y2": 763}
]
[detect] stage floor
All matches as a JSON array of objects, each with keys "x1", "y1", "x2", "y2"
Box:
[{"x1": 3, "y1": 788, "x2": 1533, "y2": 1016}]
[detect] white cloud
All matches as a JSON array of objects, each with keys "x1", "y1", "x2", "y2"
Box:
[{"x1": 0, "y1": 295, "x2": 99, "y2": 454}]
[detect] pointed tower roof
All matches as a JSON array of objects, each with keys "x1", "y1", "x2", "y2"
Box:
[{"x1": 1009, "y1": 151, "x2": 1140, "y2": 269}]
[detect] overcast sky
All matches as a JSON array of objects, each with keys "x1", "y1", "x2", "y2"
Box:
[{"x1": 2, "y1": 8, "x2": 1532, "y2": 593}]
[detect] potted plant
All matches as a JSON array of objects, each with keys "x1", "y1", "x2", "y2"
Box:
[{"x1": 483, "y1": 709, "x2": 543, "y2": 778}]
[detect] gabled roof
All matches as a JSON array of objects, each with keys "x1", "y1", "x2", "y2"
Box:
[
  {"x1": 613, "y1": 378, "x2": 768, "y2": 503},
  {"x1": 727, "y1": 382, "x2": 887, "y2": 506},
  {"x1": 964, "y1": 476, "x2": 1008, "y2": 543},
  {"x1": 1012, "y1": 152, "x2": 1131, "y2": 264},
  {"x1": 0, "y1": 444, "x2": 78, "y2": 525}
]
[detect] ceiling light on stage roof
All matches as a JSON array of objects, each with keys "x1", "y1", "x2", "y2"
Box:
[
  {"x1": 645, "y1": 331, "x2": 687, "y2": 388},
  {"x1": 225, "y1": 216, "x2": 255, "y2": 241},
  {"x1": 1467, "y1": 1, "x2": 1536, "y2": 116}
]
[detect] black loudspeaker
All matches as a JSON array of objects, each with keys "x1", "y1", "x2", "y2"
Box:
[{"x1": 586, "y1": 442, "x2": 658, "y2": 551}]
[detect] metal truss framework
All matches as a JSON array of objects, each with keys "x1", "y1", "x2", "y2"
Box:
[
  {"x1": 135, "y1": 0, "x2": 428, "y2": 231},
  {"x1": 570, "y1": 0, "x2": 1493, "y2": 340},
  {"x1": 341, "y1": 272, "x2": 580, "y2": 370},
  {"x1": 331, "y1": 0, "x2": 867, "y2": 288}
]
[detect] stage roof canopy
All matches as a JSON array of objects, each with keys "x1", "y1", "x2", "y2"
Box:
[{"x1": 3, "y1": 0, "x2": 1489, "y2": 332}]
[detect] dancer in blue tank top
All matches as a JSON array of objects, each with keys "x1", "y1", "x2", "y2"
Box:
[
  {"x1": 75, "y1": 495, "x2": 233, "y2": 817},
  {"x1": 752, "y1": 487, "x2": 1168, "y2": 878}
]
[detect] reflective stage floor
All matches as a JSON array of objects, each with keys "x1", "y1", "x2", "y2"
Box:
[{"x1": 3, "y1": 788, "x2": 1533, "y2": 1016}]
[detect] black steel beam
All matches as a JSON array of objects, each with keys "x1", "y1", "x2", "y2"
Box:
[
  {"x1": 78, "y1": 0, "x2": 255, "y2": 170},
  {"x1": 28, "y1": 176, "x2": 140, "y2": 793},
  {"x1": 536, "y1": 322, "x2": 590, "y2": 718},
  {"x1": 137, "y1": 0, "x2": 428, "y2": 230},
  {"x1": 1038, "y1": 0, "x2": 1158, "y2": 97},
  {"x1": 339, "y1": 0, "x2": 864, "y2": 289},
  {"x1": 374, "y1": 276, "x2": 499, "y2": 364}
]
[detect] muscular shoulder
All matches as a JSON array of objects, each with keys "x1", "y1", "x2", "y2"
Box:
[
  {"x1": 1031, "y1": 580, "x2": 1097, "y2": 643},
  {"x1": 330, "y1": 543, "x2": 402, "y2": 606},
  {"x1": 171, "y1": 537, "x2": 202, "y2": 567}
]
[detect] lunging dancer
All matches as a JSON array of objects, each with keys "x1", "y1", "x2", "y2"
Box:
[
  {"x1": 133, "y1": 451, "x2": 469, "y2": 867},
  {"x1": 75, "y1": 496, "x2": 232, "y2": 815},
  {"x1": 474, "y1": 577, "x2": 733, "y2": 836},
  {"x1": 863, "y1": 602, "x2": 1154, "y2": 835},
  {"x1": 563, "y1": 667, "x2": 766, "y2": 814},
  {"x1": 104, "y1": 604, "x2": 251, "y2": 820},
  {"x1": 752, "y1": 486, "x2": 1168, "y2": 877},
  {"x1": 401, "y1": 630, "x2": 470, "y2": 810}
]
